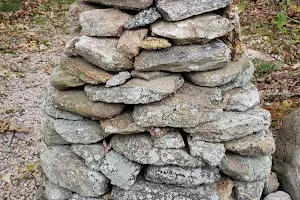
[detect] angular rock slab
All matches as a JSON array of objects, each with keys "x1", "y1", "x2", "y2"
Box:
[
  {"x1": 41, "y1": 117, "x2": 69, "y2": 146},
  {"x1": 52, "y1": 90, "x2": 125, "y2": 119},
  {"x1": 85, "y1": 75, "x2": 184, "y2": 104},
  {"x1": 151, "y1": 13, "x2": 234, "y2": 45},
  {"x1": 80, "y1": 9, "x2": 131, "y2": 37},
  {"x1": 112, "y1": 177, "x2": 233, "y2": 200},
  {"x1": 234, "y1": 180, "x2": 265, "y2": 200},
  {"x1": 44, "y1": 181, "x2": 72, "y2": 200},
  {"x1": 152, "y1": 130, "x2": 185, "y2": 149},
  {"x1": 41, "y1": 146, "x2": 109, "y2": 197},
  {"x1": 156, "y1": 0, "x2": 232, "y2": 21},
  {"x1": 134, "y1": 39, "x2": 231, "y2": 72},
  {"x1": 124, "y1": 7, "x2": 161, "y2": 29},
  {"x1": 133, "y1": 83, "x2": 223, "y2": 128},
  {"x1": 85, "y1": 0, "x2": 153, "y2": 10},
  {"x1": 219, "y1": 153, "x2": 272, "y2": 182},
  {"x1": 111, "y1": 133, "x2": 204, "y2": 167},
  {"x1": 50, "y1": 67, "x2": 85, "y2": 90},
  {"x1": 105, "y1": 71, "x2": 131, "y2": 87},
  {"x1": 145, "y1": 165, "x2": 220, "y2": 187},
  {"x1": 75, "y1": 36, "x2": 133, "y2": 72},
  {"x1": 99, "y1": 150, "x2": 142, "y2": 190},
  {"x1": 139, "y1": 37, "x2": 171, "y2": 50},
  {"x1": 184, "y1": 106, "x2": 271, "y2": 142},
  {"x1": 131, "y1": 70, "x2": 170, "y2": 80}
]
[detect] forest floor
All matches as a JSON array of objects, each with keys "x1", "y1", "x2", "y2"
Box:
[{"x1": 0, "y1": 0, "x2": 299, "y2": 199}]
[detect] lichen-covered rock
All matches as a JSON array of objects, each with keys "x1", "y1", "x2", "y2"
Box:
[
  {"x1": 234, "y1": 180, "x2": 265, "y2": 200},
  {"x1": 184, "y1": 107, "x2": 271, "y2": 142},
  {"x1": 99, "y1": 150, "x2": 142, "y2": 190},
  {"x1": 111, "y1": 133, "x2": 204, "y2": 167},
  {"x1": 42, "y1": 116, "x2": 69, "y2": 146},
  {"x1": 75, "y1": 36, "x2": 133, "y2": 72},
  {"x1": 85, "y1": 75, "x2": 184, "y2": 104},
  {"x1": 151, "y1": 13, "x2": 234, "y2": 45},
  {"x1": 105, "y1": 71, "x2": 131, "y2": 87},
  {"x1": 52, "y1": 90, "x2": 125, "y2": 119},
  {"x1": 80, "y1": 9, "x2": 131, "y2": 37},
  {"x1": 219, "y1": 153, "x2": 272, "y2": 181},
  {"x1": 124, "y1": 7, "x2": 161, "y2": 29},
  {"x1": 140, "y1": 37, "x2": 171, "y2": 50},
  {"x1": 263, "y1": 191, "x2": 292, "y2": 200},
  {"x1": 263, "y1": 172, "x2": 280, "y2": 196},
  {"x1": 134, "y1": 39, "x2": 231, "y2": 72},
  {"x1": 131, "y1": 70, "x2": 170, "y2": 80},
  {"x1": 133, "y1": 83, "x2": 223, "y2": 128},
  {"x1": 84, "y1": 0, "x2": 153, "y2": 10},
  {"x1": 41, "y1": 146, "x2": 109, "y2": 197},
  {"x1": 145, "y1": 165, "x2": 220, "y2": 187},
  {"x1": 152, "y1": 130, "x2": 185, "y2": 149},
  {"x1": 50, "y1": 67, "x2": 85, "y2": 90},
  {"x1": 156, "y1": 0, "x2": 232, "y2": 21},
  {"x1": 44, "y1": 181, "x2": 72, "y2": 200}
]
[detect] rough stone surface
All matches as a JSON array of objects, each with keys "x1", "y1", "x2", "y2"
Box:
[
  {"x1": 234, "y1": 180, "x2": 265, "y2": 200},
  {"x1": 133, "y1": 83, "x2": 223, "y2": 128},
  {"x1": 64, "y1": 35, "x2": 80, "y2": 57},
  {"x1": 80, "y1": 9, "x2": 131, "y2": 37},
  {"x1": 112, "y1": 177, "x2": 233, "y2": 200},
  {"x1": 99, "y1": 150, "x2": 142, "y2": 190},
  {"x1": 131, "y1": 70, "x2": 170, "y2": 80},
  {"x1": 84, "y1": 0, "x2": 153, "y2": 10},
  {"x1": 44, "y1": 181, "x2": 72, "y2": 200},
  {"x1": 219, "y1": 153, "x2": 272, "y2": 182},
  {"x1": 263, "y1": 172, "x2": 280, "y2": 196},
  {"x1": 52, "y1": 90, "x2": 125, "y2": 119},
  {"x1": 105, "y1": 71, "x2": 131, "y2": 87},
  {"x1": 188, "y1": 137, "x2": 226, "y2": 166},
  {"x1": 156, "y1": 0, "x2": 232, "y2": 21},
  {"x1": 124, "y1": 7, "x2": 161, "y2": 29},
  {"x1": 60, "y1": 58, "x2": 113, "y2": 84},
  {"x1": 145, "y1": 165, "x2": 220, "y2": 187},
  {"x1": 69, "y1": 194, "x2": 106, "y2": 200},
  {"x1": 273, "y1": 108, "x2": 300, "y2": 200},
  {"x1": 146, "y1": 127, "x2": 176, "y2": 137},
  {"x1": 151, "y1": 13, "x2": 234, "y2": 45},
  {"x1": 50, "y1": 67, "x2": 85, "y2": 90},
  {"x1": 139, "y1": 37, "x2": 171, "y2": 50},
  {"x1": 85, "y1": 75, "x2": 184, "y2": 104},
  {"x1": 263, "y1": 191, "x2": 292, "y2": 200},
  {"x1": 224, "y1": 131, "x2": 276, "y2": 156},
  {"x1": 152, "y1": 130, "x2": 185, "y2": 149},
  {"x1": 75, "y1": 36, "x2": 133, "y2": 72},
  {"x1": 117, "y1": 29, "x2": 148, "y2": 59},
  {"x1": 42, "y1": 116, "x2": 69, "y2": 146},
  {"x1": 134, "y1": 39, "x2": 231, "y2": 72},
  {"x1": 184, "y1": 106, "x2": 271, "y2": 142},
  {"x1": 111, "y1": 133, "x2": 204, "y2": 167},
  {"x1": 40, "y1": 146, "x2": 109, "y2": 197}
]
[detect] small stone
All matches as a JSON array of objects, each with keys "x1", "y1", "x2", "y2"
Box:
[
  {"x1": 263, "y1": 172, "x2": 280, "y2": 196},
  {"x1": 152, "y1": 130, "x2": 185, "y2": 149},
  {"x1": 84, "y1": 0, "x2": 153, "y2": 10},
  {"x1": 131, "y1": 70, "x2": 170, "y2": 80},
  {"x1": 234, "y1": 180, "x2": 265, "y2": 200},
  {"x1": 100, "y1": 110, "x2": 145, "y2": 135},
  {"x1": 85, "y1": 75, "x2": 184, "y2": 104},
  {"x1": 188, "y1": 136, "x2": 226, "y2": 166},
  {"x1": 117, "y1": 29, "x2": 148, "y2": 59},
  {"x1": 124, "y1": 7, "x2": 161, "y2": 29},
  {"x1": 80, "y1": 9, "x2": 132, "y2": 37},
  {"x1": 134, "y1": 39, "x2": 231, "y2": 72},
  {"x1": 263, "y1": 191, "x2": 292, "y2": 200},
  {"x1": 50, "y1": 67, "x2": 85, "y2": 90},
  {"x1": 52, "y1": 90, "x2": 125, "y2": 119},
  {"x1": 69, "y1": 194, "x2": 106, "y2": 200},
  {"x1": 151, "y1": 13, "x2": 234, "y2": 45},
  {"x1": 99, "y1": 150, "x2": 142, "y2": 190},
  {"x1": 219, "y1": 153, "x2": 272, "y2": 182},
  {"x1": 44, "y1": 181, "x2": 72, "y2": 200},
  {"x1": 105, "y1": 71, "x2": 131, "y2": 87},
  {"x1": 64, "y1": 35, "x2": 80, "y2": 57},
  {"x1": 139, "y1": 37, "x2": 171, "y2": 50},
  {"x1": 75, "y1": 36, "x2": 133, "y2": 72},
  {"x1": 145, "y1": 165, "x2": 220, "y2": 187}
]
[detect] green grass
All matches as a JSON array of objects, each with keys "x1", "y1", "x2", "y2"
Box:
[
  {"x1": 0, "y1": 0, "x2": 23, "y2": 12},
  {"x1": 255, "y1": 60, "x2": 282, "y2": 77}
]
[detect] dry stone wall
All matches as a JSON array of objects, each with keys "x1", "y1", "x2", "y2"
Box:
[{"x1": 39, "y1": 0, "x2": 277, "y2": 199}]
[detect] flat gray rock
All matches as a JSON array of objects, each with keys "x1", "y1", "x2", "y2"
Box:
[
  {"x1": 131, "y1": 70, "x2": 170, "y2": 80},
  {"x1": 44, "y1": 181, "x2": 72, "y2": 200},
  {"x1": 99, "y1": 150, "x2": 142, "y2": 190},
  {"x1": 85, "y1": 75, "x2": 184, "y2": 104},
  {"x1": 219, "y1": 153, "x2": 272, "y2": 181},
  {"x1": 50, "y1": 67, "x2": 85, "y2": 90},
  {"x1": 84, "y1": 0, "x2": 153, "y2": 10},
  {"x1": 42, "y1": 116, "x2": 69, "y2": 146},
  {"x1": 152, "y1": 130, "x2": 185, "y2": 149},
  {"x1": 111, "y1": 133, "x2": 204, "y2": 167},
  {"x1": 41, "y1": 146, "x2": 109, "y2": 197},
  {"x1": 234, "y1": 180, "x2": 265, "y2": 200},
  {"x1": 105, "y1": 71, "x2": 131, "y2": 87},
  {"x1": 134, "y1": 39, "x2": 230, "y2": 72},
  {"x1": 184, "y1": 106, "x2": 271, "y2": 142},
  {"x1": 156, "y1": 0, "x2": 232, "y2": 21},
  {"x1": 133, "y1": 83, "x2": 223, "y2": 128},
  {"x1": 264, "y1": 191, "x2": 292, "y2": 200},
  {"x1": 124, "y1": 7, "x2": 161, "y2": 29},
  {"x1": 145, "y1": 165, "x2": 220, "y2": 187},
  {"x1": 151, "y1": 13, "x2": 234, "y2": 45},
  {"x1": 75, "y1": 36, "x2": 133, "y2": 72}
]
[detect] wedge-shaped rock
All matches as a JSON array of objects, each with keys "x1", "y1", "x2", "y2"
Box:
[
  {"x1": 139, "y1": 37, "x2": 171, "y2": 50},
  {"x1": 131, "y1": 70, "x2": 170, "y2": 80},
  {"x1": 133, "y1": 83, "x2": 223, "y2": 128},
  {"x1": 44, "y1": 181, "x2": 72, "y2": 200},
  {"x1": 124, "y1": 7, "x2": 161, "y2": 29},
  {"x1": 100, "y1": 111, "x2": 145, "y2": 134},
  {"x1": 52, "y1": 90, "x2": 125, "y2": 119},
  {"x1": 99, "y1": 150, "x2": 142, "y2": 190},
  {"x1": 75, "y1": 36, "x2": 133, "y2": 72},
  {"x1": 105, "y1": 71, "x2": 131, "y2": 87},
  {"x1": 112, "y1": 177, "x2": 233, "y2": 200},
  {"x1": 80, "y1": 9, "x2": 131, "y2": 37},
  {"x1": 41, "y1": 146, "x2": 109, "y2": 197},
  {"x1": 42, "y1": 116, "x2": 69, "y2": 146},
  {"x1": 134, "y1": 40, "x2": 230, "y2": 72},
  {"x1": 224, "y1": 131, "x2": 276, "y2": 156},
  {"x1": 219, "y1": 153, "x2": 272, "y2": 181},
  {"x1": 184, "y1": 106, "x2": 271, "y2": 142},
  {"x1": 145, "y1": 165, "x2": 220, "y2": 187},
  {"x1": 234, "y1": 180, "x2": 265, "y2": 200},
  {"x1": 151, "y1": 13, "x2": 234, "y2": 45},
  {"x1": 85, "y1": 0, "x2": 153, "y2": 10},
  {"x1": 152, "y1": 130, "x2": 185, "y2": 149},
  {"x1": 111, "y1": 134, "x2": 204, "y2": 167},
  {"x1": 156, "y1": 0, "x2": 232, "y2": 21},
  {"x1": 85, "y1": 75, "x2": 184, "y2": 104},
  {"x1": 51, "y1": 67, "x2": 85, "y2": 90}
]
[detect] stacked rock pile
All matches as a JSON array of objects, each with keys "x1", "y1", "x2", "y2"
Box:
[{"x1": 40, "y1": 0, "x2": 277, "y2": 199}]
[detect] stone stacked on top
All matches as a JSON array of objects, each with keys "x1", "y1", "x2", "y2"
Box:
[{"x1": 39, "y1": 0, "x2": 276, "y2": 199}]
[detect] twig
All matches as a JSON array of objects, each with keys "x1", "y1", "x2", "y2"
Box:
[
  {"x1": 7, "y1": 132, "x2": 15, "y2": 152},
  {"x1": 264, "y1": 92, "x2": 300, "y2": 97},
  {"x1": 286, "y1": 16, "x2": 300, "y2": 24}
]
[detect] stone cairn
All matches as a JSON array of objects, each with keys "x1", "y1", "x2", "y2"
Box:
[{"x1": 40, "y1": 0, "x2": 277, "y2": 199}]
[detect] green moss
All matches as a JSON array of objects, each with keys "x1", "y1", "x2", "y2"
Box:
[{"x1": 0, "y1": 0, "x2": 22, "y2": 12}]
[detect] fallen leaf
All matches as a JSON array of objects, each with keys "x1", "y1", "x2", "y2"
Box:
[{"x1": 1, "y1": 172, "x2": 13, "y2": 183}]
